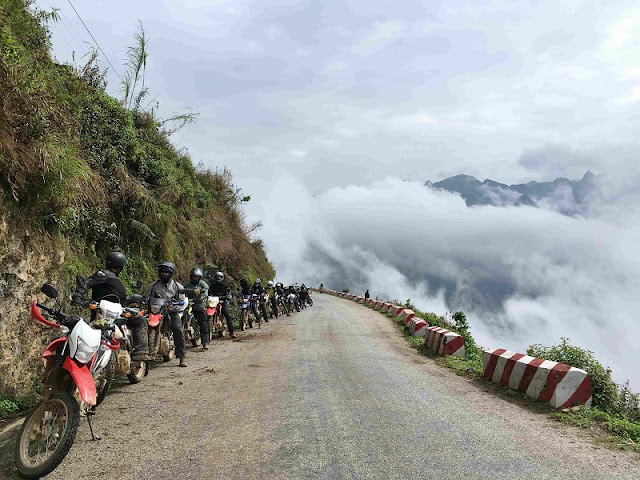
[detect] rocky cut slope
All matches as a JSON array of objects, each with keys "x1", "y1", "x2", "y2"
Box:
[{"x1": 0, "y1": 0, "x2": 274, "y2": 401}]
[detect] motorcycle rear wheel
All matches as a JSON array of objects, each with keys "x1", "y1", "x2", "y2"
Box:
[{"x1": 15, "y1": 391, "x2": 80, "y2": 479}]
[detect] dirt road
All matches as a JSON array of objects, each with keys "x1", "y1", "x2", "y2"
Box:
[{"x1": 1, "y1": 294, "x2": 638, "y2": 479}]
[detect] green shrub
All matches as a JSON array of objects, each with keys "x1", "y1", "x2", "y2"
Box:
[
  {"x1": 527, "y1": 338, "x2": 639, "y2": 420},
  {"x1": 0, "y1": 398, "x2": 19, "y2": 417}
]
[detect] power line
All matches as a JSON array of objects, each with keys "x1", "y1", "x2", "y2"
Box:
[
  {"x1": 65, "y1": 0, "x2": 122, "y2": 79},
  {"x1": 45, "y1": 0, "x2": 88, "y2": 56},
  {"x1": 51, "y1": 0, "x2": 87, "y2": 50}
]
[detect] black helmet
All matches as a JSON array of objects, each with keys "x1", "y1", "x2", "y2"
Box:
[
  {"x1": 158, "y1": 261, "x2": 176, "y2": 280},
  {"x1": 105, "y1": 252, "x2": 127, "y2": 270},
  {"x1": 214, "y1": 271, "x2": 224, "y2": 282},
  {"x1": 190, "y1": 267, "x2": 203, "y2": 278},
  {"x1": 240, "y1": 278, "x2": 249, "y2": 287}
]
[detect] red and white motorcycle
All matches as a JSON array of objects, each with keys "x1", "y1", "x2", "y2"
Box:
[
  {"x1": 206, "y1": 295, "x2": 224, "y2": 338},
  {"x1": 15, "y1": 283, "x2": 117, "y2": 479}
]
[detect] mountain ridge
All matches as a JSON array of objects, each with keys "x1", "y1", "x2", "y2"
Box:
[{"x1": 425, "y1": 171, "x2": 598, "y2": 215}]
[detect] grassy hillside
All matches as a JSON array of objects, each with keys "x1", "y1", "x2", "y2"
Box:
[
  {"x1": 0, "y1": 0, "x2": 274, "y2": 403},
  {"x1": 0, "y1": 0, "x2": 274, "y2": 284}
]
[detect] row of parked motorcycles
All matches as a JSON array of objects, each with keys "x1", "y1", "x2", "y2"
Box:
[{"x1": 14, "y1": 279, "x2": 312, "y2": 478}]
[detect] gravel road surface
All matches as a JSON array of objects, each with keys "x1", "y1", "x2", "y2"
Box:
[{"x1": 1, "y1": 294, "x2": 638, "y2": 479}]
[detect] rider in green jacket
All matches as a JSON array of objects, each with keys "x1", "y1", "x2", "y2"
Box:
[{"x1": 182, "y1": 268, "x2": 210, "y2": 349}]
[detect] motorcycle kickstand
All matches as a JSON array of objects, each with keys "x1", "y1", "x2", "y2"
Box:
[{"x1": 86, "y1": 412, "x2": 101, "y2": 441}]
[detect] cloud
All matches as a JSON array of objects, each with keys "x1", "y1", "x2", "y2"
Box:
[{"x1": 244, "y1": 175, "x2": 640, "y2": 391}]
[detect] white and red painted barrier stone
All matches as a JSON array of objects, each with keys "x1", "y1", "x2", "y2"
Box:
[
  {"x1": 408, "y1": 318, "x2": 429, "y2": 336},
  {"x1": 401, "y1": 309, "x2": 415, "y2": 325},
  {"x1": 381, "y1": 302, "x2": 392, "y2": 313},
  {"x1": 389, "y1": 306, "x2": 404, "y2": 317},
  {"x1": 482, "y1": 349, "x2": 593, "y2": 408},
  {"x1": 424, "y1": 326, "x2": 465, "y2": 357},
  {"x1": 366, "y1": 298, "x2": 375, "y2": 306}
]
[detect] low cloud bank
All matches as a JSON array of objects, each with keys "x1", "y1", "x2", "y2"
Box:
[{"x1": 243, "y1": 173, "x2": 640, "y2": 389}]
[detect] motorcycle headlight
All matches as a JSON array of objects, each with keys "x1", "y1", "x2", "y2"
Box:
[{"x1": 74, "y1": 336, "x2": 100, "y2": 364}]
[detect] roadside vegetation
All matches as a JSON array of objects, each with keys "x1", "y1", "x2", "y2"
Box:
[
  {"x1": 0, "y1": 0, "x2": 274, "y2": 417},
  {"x1": 364, "y1": 297, "x2": 640, "y2": 452}
]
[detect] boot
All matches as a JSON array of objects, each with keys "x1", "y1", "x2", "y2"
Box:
[
  {"x1": 132, "y1": 352, "x2": 153, "y2": 362},
  {"x1": 179, "y1": 357, "x2": 188, "y2": 367}
]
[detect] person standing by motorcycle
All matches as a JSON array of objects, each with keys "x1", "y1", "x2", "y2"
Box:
[
  {"x1": 276, "y1": 282, "x2": 288, "y2": 316},
  {"x1": 250, "y1": 278, "x2": 269, "y2": 323},
  {"x1": 287, "y1": 284, "x2": 300, "y2": 311},
  {"x1": 145, "y1": 261, "x2": 188, "y2": 367},
  {"x1": 240, "y1": 278, "x2": 251, "y2": 296},
  {"x1": 299, "y1": 283, "x2": 309, "y2": 308},
  {"x1": 209, "y1": 271, "x2": 237, "y2": 339},
  {"x1": 72, "y1": 252, "x2": 152, "y2": 362},
  {"x1": 182, "y1": 267, "x2": 210, "y2": 350},
  {"x1": 265, "y1": 280, "x2": 279, "y2": 319}
]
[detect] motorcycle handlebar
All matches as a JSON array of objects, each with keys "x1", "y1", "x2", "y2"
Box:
[{"x1": 35, "y1": 302, "x2": 53, "y2": 313}]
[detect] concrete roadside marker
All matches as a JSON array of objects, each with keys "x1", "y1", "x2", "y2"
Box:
[{"x1": 482, "y1": 349, "x2": 593, "y2": 408}]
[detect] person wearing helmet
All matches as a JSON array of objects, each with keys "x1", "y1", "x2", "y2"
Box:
[
  {"x1": 239, "y1": 278, "x2": 251, "y2": 296},
  {"x1": 265, "y1": 280, "x2": 279, "y2": 319},
  {"x1": 183, "y1": 267, "x2": 209, "y2": 349},
  {"x1": 250, "y1": 278, "x2": 269, "y2": 324},
  {"x1": 275, "y1": 282, "x2": 289, "y2": 316},
  {"x1": 299, "y1": 283, "x2": 309, "y2": 309},
  {"x1": 208, "y1": 271, "x2": 237, "y2": 338},
  {"x1": 145, "y1": 261, "x2": 188, "y2": 367},
  {"x1": 72, "y1": 252, "x2": 152, "y2": 362}
]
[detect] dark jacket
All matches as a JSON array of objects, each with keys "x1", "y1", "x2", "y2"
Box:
[
  {"x1": 73, "y1": 269, "x2": 127, "y2": 304},
  {"x1": 250, "y1": 284, "x2": 265, "y2": 296},
  {"x1": 210, "y1": 280, "x2": 231, "y2": 298}
]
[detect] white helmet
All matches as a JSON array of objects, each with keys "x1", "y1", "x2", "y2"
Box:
[{"x1": 267, "y1": 280, "x2": 274, "y2": 287}]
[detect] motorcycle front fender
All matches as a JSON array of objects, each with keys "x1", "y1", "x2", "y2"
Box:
[
  {"x1": 148, "y1": 313, "x2": 162, "y2": 327},
  {"x1": 63, "y1": 356, "x2": 97, "y2": 406}
]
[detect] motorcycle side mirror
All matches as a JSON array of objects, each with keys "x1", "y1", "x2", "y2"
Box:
[
  {"x1": 41, "y1": 283, "x2": 59, "y2": 299},
  {"x1": 178, "y1": 288, "x2": 186, "y2": 294},
  {"x1": 135, "y1": 280, "x2": 143, "y2": 290},
  {"x1": 128, "y1": 294, "x2": 144, "y2": 303}
]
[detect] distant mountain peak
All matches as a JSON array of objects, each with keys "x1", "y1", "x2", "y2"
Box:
[{"x1": 425, "y1": 171, "x2": 599, "y2": 216}]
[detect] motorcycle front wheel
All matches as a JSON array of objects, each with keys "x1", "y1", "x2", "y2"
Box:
[
  {"x1": 96, "y1": 355, "x2": 116, "y2": 406},
  {"x1": 15, "y1": 391, "x2": 80, "y2": 479},
  {"x1": 127, "y1": 361, "x2": 146, "y2": 384}
]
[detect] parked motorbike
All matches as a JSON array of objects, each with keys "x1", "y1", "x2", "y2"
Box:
[
  {"x1": 15, "y1": 284, "x2": 116, "y2": 478},
  {"x1": 183, "y1": 304, "x2": 201, "y2": 348},
  {"x1": 249, "y1": 294, "x2": 262, "y2": 328},
  {"x1": 237, "y1": 294, "x2": 251, "y2": 330},
  {"x1": 206, "y1": 295, "x2": 224, "y2": 339},
  {"x1": 148, "y1": 297, "x2": 186, "y2": 362},
  {"x1": 278, "y1": 294, "x2": 290, "y2": 315},
  {"x1": 306, "y1": 292, "x2": 313, "y2": 306},
  {"x1": 287, "y1": 292, "x2": 300, "y2": 312}
]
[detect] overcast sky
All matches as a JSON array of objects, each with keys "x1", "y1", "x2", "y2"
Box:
[
  {"x1": 38, "y1": 1, "x2": 640, "y2": 388},
  {"x1": 39, "y1": 0, "x2": 640, "y2": 189}
]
